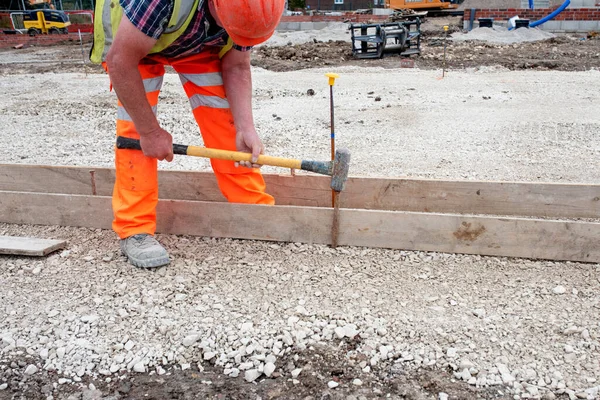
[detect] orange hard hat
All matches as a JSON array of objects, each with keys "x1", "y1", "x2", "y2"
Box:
[{"x1": 211, "y1": 0, "x2": 285, "y2": 47}]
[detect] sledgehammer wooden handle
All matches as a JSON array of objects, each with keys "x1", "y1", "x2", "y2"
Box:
[{"x1": 116, "y1": 136, "x2": 302, "y2": 169}]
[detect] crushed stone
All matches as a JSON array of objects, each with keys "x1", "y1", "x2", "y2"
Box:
[{"x1": 452, "y1": 27, "x2": 556, "y2": 44}]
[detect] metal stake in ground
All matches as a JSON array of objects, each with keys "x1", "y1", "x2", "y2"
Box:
[
  {"x1": 443, "y1": 25, "x2": 449, "y2": 78},
  {"x1": 325, "y1": 72, "x2": 339, "y2": 207},
  {"x1": 78, "y1": 29, "x2": 87, "y2": 78}
]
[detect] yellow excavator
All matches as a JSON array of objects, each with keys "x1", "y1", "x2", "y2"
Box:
[{"x1": 385, "y1": 0, "x2": 462, "y2": 11}]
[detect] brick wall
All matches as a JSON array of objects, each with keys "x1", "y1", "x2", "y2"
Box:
[
  {"x1": 0, "y1": 32, "x2": 92, "y2": 49},
  {"x1": 464, "y1": 7, "x2": 600, "y2": 21}
]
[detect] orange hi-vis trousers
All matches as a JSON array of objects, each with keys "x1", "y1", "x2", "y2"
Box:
[{"x1": 108, "y1": 51, "x2": 275, "y2": 239}]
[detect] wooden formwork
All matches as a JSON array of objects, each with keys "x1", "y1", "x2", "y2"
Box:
[{"x1": 0, "y1": 164, "x2": 599, "y2": 263}]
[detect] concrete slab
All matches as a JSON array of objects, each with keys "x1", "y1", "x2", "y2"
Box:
[
  {"x1": 578, "y1": 20, "x2": 600, "y2": 31},
  {"x1": 561, "y1": 20, "x2": 581, "y2": 31}
]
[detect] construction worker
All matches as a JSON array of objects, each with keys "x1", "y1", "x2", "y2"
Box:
[{"x1": 90, "y1": 0, "x2": 284, "y2": 268}]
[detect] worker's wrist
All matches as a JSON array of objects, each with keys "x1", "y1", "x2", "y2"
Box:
[{"x1": 137, "y1": 122, "x2": 162, "y2": 137}]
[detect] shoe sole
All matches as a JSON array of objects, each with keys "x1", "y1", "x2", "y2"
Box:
[{"x1": 126, "y1": 254, "x2": 170, "y2": 268}]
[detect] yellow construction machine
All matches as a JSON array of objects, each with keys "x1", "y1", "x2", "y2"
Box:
[
  {"x1": 23, "y1": 9, "x2": 71, "y2": 35},
  {"x1": 386, "y1": 0, "x2": 462, "y2": 11}
]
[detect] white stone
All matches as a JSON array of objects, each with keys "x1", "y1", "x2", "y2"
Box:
[
  {"x1": 291, "y1": 368, "x2": 302, "y2": 378},
  {"x1": 446, "y1": 348, "x2": 457, "y2": 358},
  {"x1": 327, "y1": 381, "x2": 339, "y2": 389},
  {"x1": 133, "y1": 362, "x2": 145, "y2": 373},
  {"x1": 81, "y1": 315, "x2": 99, "y2": 323},
  {"x1": 244, "y1": 369, "x2": 261, "y2": 382},
  {"x1": 459, "y1": 368, "x2": 472, "y2": 381},
  {"x1": 203, "y1": 352, "x2": 216, "y2": 360},
  {"x1": 265, "y1": 354, "x2": 277, "y2": 364},
  {"x1": 240, "y1": 322, "x2": 253, "y2": 332},
  {"x1": 182, "y1": 335, "x2": 199, "y2": 347},
  {"x1": 526, "y1": 385, "x2": 539, "y2": 396},
  {"x1": 40, "y1": 348, "x2": 49, "y2": 360},
  {"x1": 263, "y1": 362, "x2": 276, "y2": 377},
  {"x1": 352, "y1": 379, "x2": 363, "y2": 386},
  {"x1": 0, "y1": 384, "x2": 7, "y2": 390},
  {"x1": 239, "y1": 362, "x2": 254, "y2": 370},
  {"x1": 334, "y1": 327, "x2": 345, "y2": 339},
  {"x1": 564, "y1": 345, "x2": 574, "y2": 353},
  {"x1": 343, "y1": 324, "x2": 359, "y2": 338},
  {"x1": 24, "y1": 365, "x2": 38, "y2": 375},
  {"x1": 56, "y1": 347, "x2": 66, "y2": 359},
  {"x1": 438, "y1": 393, "x2": 449, "y2": 400},
  {"x1": 553, "y1": 285, "x2": 566, "y2": 294}
]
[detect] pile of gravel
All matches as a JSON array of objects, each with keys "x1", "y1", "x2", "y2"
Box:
[
  {"x1": 262, "y1": 23, "x2": 352, "y2": 47},
  {"x1": 452, "y1": 27, "x2": 556, "y2": 44}
]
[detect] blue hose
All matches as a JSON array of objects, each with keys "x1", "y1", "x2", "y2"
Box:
[
  {"x1": 528, "y1": 0, "x2": 534, "y2": 9},
  {"x1": 530, "y1": 0, "x2": 570, "y2": 28},
  {"x1": 509, "y1": 0, "x2": 570, "y2": 30}
]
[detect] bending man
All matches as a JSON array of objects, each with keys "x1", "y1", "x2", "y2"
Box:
[{"x1": 91, "y1": 0, "x2": 283, "y2": 268}]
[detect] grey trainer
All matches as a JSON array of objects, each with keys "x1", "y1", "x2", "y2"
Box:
[{"x1": 120, "y1": 234, "x2": 170, "y2": 268}]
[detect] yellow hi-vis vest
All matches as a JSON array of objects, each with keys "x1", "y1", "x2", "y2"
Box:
[{"x1": 90, "y1": 0, "x2": 200, "y2": 64}]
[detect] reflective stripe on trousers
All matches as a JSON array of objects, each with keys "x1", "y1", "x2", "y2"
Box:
[{"x1": 106, "y1": 53, "x2": 274, "y2": 239}]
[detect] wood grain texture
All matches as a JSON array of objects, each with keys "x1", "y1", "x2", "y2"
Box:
[
  {"x1": 2, "y1": 164, "x2": 599, "y2": 218},
  {"x1": 1, "y1": 191, "x2": 598, "y2": 263},
  {"x1": 0, "y1": 236, "x2": 66, "y2": 256}
]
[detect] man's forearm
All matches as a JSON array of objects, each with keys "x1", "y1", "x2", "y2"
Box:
[
  {"x1": 222, "y1": 57, "x2": 254, "y2": 133},
  {"x1": 107, "y1": 57, "x2": 160, "y2": 135}
]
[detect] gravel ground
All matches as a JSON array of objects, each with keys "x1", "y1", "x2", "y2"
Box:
[
  {"x1": 0, "y1": 67, "x2": 599, "y2": 182},
  {"x1": 1, "y1": 34, "x2": 600, "y2": 400}
]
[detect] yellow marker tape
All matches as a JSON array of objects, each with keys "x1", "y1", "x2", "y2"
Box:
[{"x1": 443, "y1": 25, "x2": 449, "y2": 31}]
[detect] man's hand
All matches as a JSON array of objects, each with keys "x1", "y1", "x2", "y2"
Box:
[
  {"x1": 235, "y1": 129, "x2": 264, "y2": 168},
  {"x1": 139, "y1": 128, "x2": 174, "y2": 162}
]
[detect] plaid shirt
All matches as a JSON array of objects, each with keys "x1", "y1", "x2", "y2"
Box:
[{"x1": 120, "y1": 0, "x2": 251, "y2": 59}]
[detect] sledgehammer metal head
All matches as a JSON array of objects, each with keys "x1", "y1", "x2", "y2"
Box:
[{"x1": 301, "y1": 148, "x2": 351, "y2": 192}]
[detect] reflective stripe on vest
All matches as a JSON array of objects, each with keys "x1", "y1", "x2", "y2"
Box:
[{"x1": 90, "y1": 0, "x2": 199, "y2": 64}]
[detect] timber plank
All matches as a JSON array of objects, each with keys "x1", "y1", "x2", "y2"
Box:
[
  {"x1": 1, "y1": 191, "x2": 598, "y2": 263},
  {"x1": 1, "y1": 164, "x2": 599, "y2": 218},
  {"x1": 0, "y1": 236, "x2": 66, "y2": 256}
]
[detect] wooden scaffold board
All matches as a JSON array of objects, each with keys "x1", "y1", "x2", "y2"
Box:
[{"x1": 1, "y1": 164, "x2": 599, "y2": 263}]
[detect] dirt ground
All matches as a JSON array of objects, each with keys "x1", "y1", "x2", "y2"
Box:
[
  {"x1": 0, "y1": 342, "x2": 511, "y2": 400},
  {"x1": 1, "y1": 18, "x2": 599, "y2": 75}
]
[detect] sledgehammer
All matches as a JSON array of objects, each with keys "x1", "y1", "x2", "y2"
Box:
[{"x1": 116, "y1": 136, "x2": 351, "y2": 192}]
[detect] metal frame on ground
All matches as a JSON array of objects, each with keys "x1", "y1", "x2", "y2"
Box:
[{"x1": 1, "y1": 164, "x2": 598, "y2": 263}]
